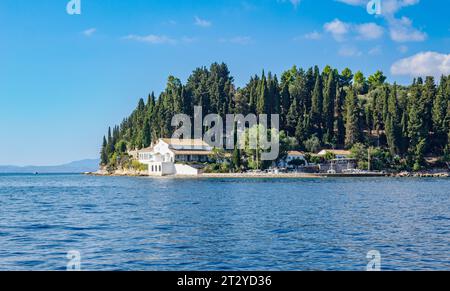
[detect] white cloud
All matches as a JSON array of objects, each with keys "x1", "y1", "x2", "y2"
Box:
[
  {"x1": 355, "y1": 23, "x2": 384, "y2": 40},
  {"x1": 336, "y1": 0, "x2": 425, "y2": 43},
  {"x1": 219, "y1": 36, "x2": 253, "y2": 45},
  {"x1": 388, "y1": 16, "x2": 427, "y2": 42},
  {"x1": 278, "y1": 0, "x2": 302, "y2": 8},
  {"x1": 324, "y1": 19, "x2": 351, "y2": 41},
  {"x1": 336, "y1": 0, "x2": 365, "y2": 5},
  {"x1": 82, "y1": 28, "x2": 96, "y2": 37},
  {"x1": 123, "y1": 34, "x2": 177, "y2": 45},
  {"x1": 336, "y1": 0, "x2": 420, "y2": 15},
  {"x1": 381, "y1": 0, "x2": 420, "y2": 15},
  {"x1": 324, "y1": 19, "x2": 383, "y2": 41},
  {"x1": 338, "y1": 45, "x2": 363, "y2": 57},
  {"x1": 194, "y1": 16, "x2": 212, "y2": 28},
  {"x1": 302, "y1": 31, "x2": 322, "y2": 40},
  {"x1": 391, "y1": 51, "x2": 450, "y2": 78}
]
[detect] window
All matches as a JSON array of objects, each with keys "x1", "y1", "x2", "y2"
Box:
[{"x1": 159, "y1": 165, "x2": 162, "y2": 172}]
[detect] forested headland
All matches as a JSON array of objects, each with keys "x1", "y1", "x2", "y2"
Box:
[{"x1": 100, "y1": 63, "x2": 450, "y2": 172}]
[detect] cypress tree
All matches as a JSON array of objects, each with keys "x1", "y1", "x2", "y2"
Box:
[
  {"x1": 107, "y1": 127, "x2": 114, "y2": 154},
  {"x1": 432, "y1": 76, "x2": 448, "y2": 151},
  {"x1": 345, "y1": 88, "x2": 361, "y2": 148},
  {"x1": 408, "y1": 83, "x2": 428, "y2": 167},
  {"x1": 232, "y1": 123, "x2": 241, "y2": 171},
  {"x1": 311, "y1": 73, "x2": 323, "y2": 138},
  {"x1": 323, "y1": 70, "x2": 336, "y2": 144},
  {"x1": 385, "y1": 84, "x2": 401, "y2": 155},
  {"x1": 142, "y1": 119, "x2": 151, "y2": 148},
  {"x1": 280, "y1": 83, "x2": 291, "y2": 129},
  {"x1": 100, "y1": 136, "x2": 108, "y2": 166},
  {"x1": 257, "y1": 73, "x2": 269, "y2": 115},
  {"x1": 286, "y1": 98, "x2": 299, "y2": 136},
  {"x1": 423, "y1": 76, "x2": 436, "y2": 134},
  {"x1": 100, "y1": 63, "x2": 449, "y2": 169},
  {"x1": 334, "y1": 86, "x2": 345, "y2": 147}
]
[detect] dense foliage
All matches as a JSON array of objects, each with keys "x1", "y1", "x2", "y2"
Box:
[{"x1": 101, "y1": 63, "x2": 450, "y2": 171}]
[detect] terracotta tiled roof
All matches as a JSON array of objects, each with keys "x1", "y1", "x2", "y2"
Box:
[
  {"x1": 318, "y1": 149, "x2": 351, "y2": 156},
  {"x1": 288, "y1": 151, "x2": 306, "y2": 156},
  {"x1": 172, "y1": 150, "x2": 213, "y2": 156},
  {"x1": 160, "y1": 138, "x2": 210, "y2": 148},
  {"x1": 138, "y1": 146, "x2": 154, "y2": 153}
]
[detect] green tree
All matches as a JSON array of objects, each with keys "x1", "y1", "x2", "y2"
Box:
[
  {"x1": 345, "y1": 88, "x2": 361, "y2": 147},
  {"x1": 422, "y1": 76, "x2": 436, "y2": 134},
  {"x1": 408, "y1": 83, "x2": 428, "y2": 166},
  {"x1": 142, "y1": 119, "x2": 152, "y2": 148},
  {"x1": 334, "y1": 87, "x2": 345, "y2": 147},
  {"x1": 100, "y1": 136, "x2": 108, "y2": 166},
  {"x1": 257, "y1": 72, "x2": 269, "y2": 115},
  {"x1": 311, "y1": 73, "x2": 323, "y2": 138},
  {"x1": 368, "y1": 70, "x2": 387, "y2": 89},
  {"x1": 232, "y1": 123, "x2": 241, "y2": 171},
  {"x1": 304, "y1": 135, "x2": 321, "y2": 153},
  {"x1": 385, "y1": 84, "x2": 401, "y2": 155},
  {"x1": 323, "y1": 70, "x2": 336, "y2": 144},
  {"x1": 286, "y1": 97, "x2": 299, "y2": 136},
  {"x1": 353, "y1": 71, "x2": 368, "y2": 94},
  {"x1": 340, "y1": 68, "x2": 353, "y2": 87},
  {"x1": 432, "y1": 76, "x2": 448, "y2": 151}
]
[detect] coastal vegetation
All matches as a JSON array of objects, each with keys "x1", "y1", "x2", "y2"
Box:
[{"x1": 101, "y1": 63, "x2": 450, "y2": 172}]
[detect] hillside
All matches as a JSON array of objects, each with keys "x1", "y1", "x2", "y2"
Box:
[{"x1": 0, "y1": 159, "x2": 100, "y2": 174}]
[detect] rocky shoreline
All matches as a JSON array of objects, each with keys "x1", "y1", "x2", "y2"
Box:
[
  {"x1": 87, "y1": 168, "x2": 149, "y2": 177},
  {"x1": 391, "y1": 171, "x2": 450, "y2": 178},
  {"x1": 86, "y1": 168, "x2": 449, "y2": 178}
]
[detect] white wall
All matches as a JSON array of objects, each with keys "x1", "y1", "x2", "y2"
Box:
[{"x1": 174, "y1": 164, "x2": 199, "y2": 176}]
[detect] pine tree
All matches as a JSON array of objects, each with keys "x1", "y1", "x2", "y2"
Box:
[
  {"x1": 353, "y1": 71, "x2": 368, "y2": 94},
  {"x1": 368, "y1": 70, "x2": 387, "y2": 89},
  {"x1": 340, "y1": 68, "x2": 353, "y2": 87}
]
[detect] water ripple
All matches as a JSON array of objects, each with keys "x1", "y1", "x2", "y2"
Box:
[{"x1": 0, "y1": 174, "x2": 449, "y2": 270}]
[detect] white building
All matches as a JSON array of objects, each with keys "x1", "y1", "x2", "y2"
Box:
[
  {"x1": 136, "y1": 138, "x2": 213, "y2": 176},
  {"x1": 279, "y1": 151, "x2": 309, "y2": 168},
  {"x1": 317, "y1": 149, "x2": 351, "y2": 160}
]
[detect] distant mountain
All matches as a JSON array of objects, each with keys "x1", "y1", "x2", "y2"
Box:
[{"x1": 0, "y1": 159, "x2": 100, "y2": 174}]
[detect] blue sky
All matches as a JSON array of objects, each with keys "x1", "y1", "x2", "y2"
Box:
[{"x1": 0, "y1": 0, "x2": 449, "y2": 166}]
